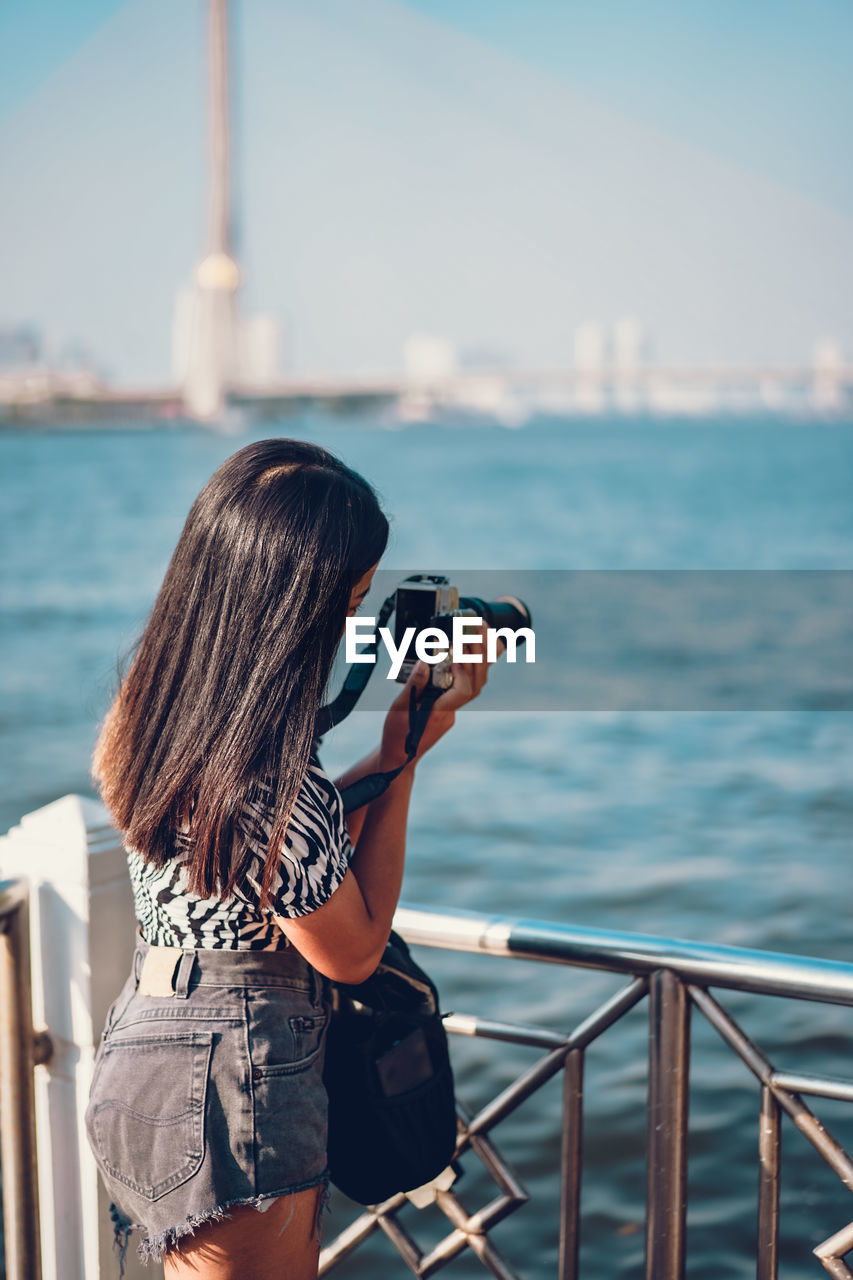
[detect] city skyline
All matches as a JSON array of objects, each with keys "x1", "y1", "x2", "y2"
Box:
[{"x1": 1, "y1": 0, "x2": 852, "y2": 386}]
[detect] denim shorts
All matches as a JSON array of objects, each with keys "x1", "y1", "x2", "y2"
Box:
[{"x1": 85, "y1": 932, "x2": 331, "y2": 1270}]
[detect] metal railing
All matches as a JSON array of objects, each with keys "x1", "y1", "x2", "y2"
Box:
[
  {"x1": 4, "y1": 874, "x2": 853, "y2": 1279},
  {"x1": 319, "y1": 905, "x2": 853, "y2": 1280},
  {"x1": 0, "y1": 879, "x2": 52, "y2": 1280}
]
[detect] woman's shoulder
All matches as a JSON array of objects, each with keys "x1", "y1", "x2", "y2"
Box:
[
  {"x1": 304, "y1": 753, "x2": 346, "y2": 813},
  {"x1": 253, "y1": 753, "x2": 341, "y2": 810},
  {"x1": 238, "y1": 755, "x2": 351, "y2": 917},
  {"x1": 244, "y1": 756, "x2": 347, "y2": 850}
]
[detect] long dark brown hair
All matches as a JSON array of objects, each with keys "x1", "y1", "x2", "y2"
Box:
[{"x1": 94, "y1": 438, "x2": 389, "y2": 907}]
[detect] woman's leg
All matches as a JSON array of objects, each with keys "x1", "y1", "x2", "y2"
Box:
[{"x1": 163, "y1": 1184, "x2": 324, "y2": 1280}]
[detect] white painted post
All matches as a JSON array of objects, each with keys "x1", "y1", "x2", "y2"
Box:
[{"x1": 0, "y1": 796, "x2": 162, "y2": 1280}]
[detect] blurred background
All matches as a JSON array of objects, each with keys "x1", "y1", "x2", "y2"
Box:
[{"x1": 1, "y1": 2, "x2": 852, "y2": 1275}]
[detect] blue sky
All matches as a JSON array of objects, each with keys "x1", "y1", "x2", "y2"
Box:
[
  {"x1": 1, "y1": 0, "x2": 851, "y2": 381},
  {"x1": 408, "y1": 0, "x2": 853, "y2": 216},
  {"x1": 3, "y1": 0, "x2": 851, "y2": 213}
]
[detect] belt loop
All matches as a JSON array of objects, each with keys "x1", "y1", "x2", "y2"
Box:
[
  {"x1": 133, "y1": 946, "x2": 144, "y2": 988},
  {"x1": 174, "y1": 950, "x2": 196, "y2": 1000}
]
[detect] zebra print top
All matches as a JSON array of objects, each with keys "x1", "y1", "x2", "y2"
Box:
[{"x1": 127, "y1": 759, "x2": 353, "y2": 950}]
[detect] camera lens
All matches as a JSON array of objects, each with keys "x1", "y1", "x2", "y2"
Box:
[{"x1": 459, "y1": 596, "x2": 532, "y2": 632}]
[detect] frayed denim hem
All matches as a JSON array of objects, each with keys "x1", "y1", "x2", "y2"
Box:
[{"x1": 128, "y1": 1173, "x2": 331, "y2": 1268}]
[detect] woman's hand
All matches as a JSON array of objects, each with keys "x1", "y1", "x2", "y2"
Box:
[
  {"x1": 284, "y1": 622, "x2": 504, "y2": 983},
  {"x1": 379, "y1": 619, "x2": 501, "y2": 770}
]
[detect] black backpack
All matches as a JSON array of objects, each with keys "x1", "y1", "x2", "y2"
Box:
[{"x1": 323, "y1": 931, "x2": 458, "y2": 1205}]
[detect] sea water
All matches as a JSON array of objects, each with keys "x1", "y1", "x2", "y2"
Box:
[{"x1": 2, "y1": 413, "x2": 852, "y2": 1276}]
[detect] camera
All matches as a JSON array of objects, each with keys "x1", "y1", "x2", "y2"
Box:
[{"x1": 394, "y1": 574, "x2": 532, "y2": 688}]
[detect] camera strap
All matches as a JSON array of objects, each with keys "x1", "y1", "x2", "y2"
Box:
[
  {"x1": 337, "y1": 681, "x2": 444, "y2": 814},
  {"x1": 314, "y1": 577, "x2": 445, "y2": 814},
  {"x1": 315, "y1": 591, "x2": 396, "y2": 737}
]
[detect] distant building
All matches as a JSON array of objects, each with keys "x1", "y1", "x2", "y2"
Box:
[
  {"x1": 0, "y1": 322, "x2": 104, "y2": 412},
  {"x1": 574, "y1": 321, "x2": 607, "y2": 372},
  {"x1": 238, "y1": 314, "x2": 279, "y2": 388},
  {"x1": 812, "y1": 337, "x2": 844, "y2": 413},
  {"x1": 0, "y1": 326, "x2": 42, "y2": 369},
  {"x1": 613, "y1": 317, "x2": 646, "y2": 373},
  {"x1": 403, "y1": 333, "x2": 457, "y2": 384},
  {"x1": 759, "y1": 377, "x2": 787, "y2": 412},
  {"x1": 574, "y1": 321, "x2": 607, "y2": 413},
  {"x1": 612, "y1": 316, "x2": 646, "y2": 413},
  {"x1": 172, "y1": 291, "x2": 278, "y2": 391}
]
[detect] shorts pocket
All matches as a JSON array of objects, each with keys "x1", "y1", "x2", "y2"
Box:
[
  {"x1": 251, "y1": 1037, "x2": 330, "y2": 1191},
  {"x1": 287, "y1": 1012, "x2": 328, "y2": 1065},
  {"x1": 85, "y1": 1031, "x2": 213, "y2": 1201},
  {"x1": 252, "y1": 1038, "x2": 325, "y2": 1079}
]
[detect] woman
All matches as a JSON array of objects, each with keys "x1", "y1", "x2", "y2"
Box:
[{"x1": 86, "y1": 438, "x2": 495, "y2": 1279}]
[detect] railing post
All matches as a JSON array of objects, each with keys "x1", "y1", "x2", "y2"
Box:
[
  {"x1": 646, "y1": 969, "x2": 690, "y2": 1280},
  {"x1": 558, "y1": 1046, "x2": 584, "y2": 1280},
  {"x1": 0, "y1": 881, "x2": 43, "y2": 1280},
  {"x1": 0, "y1": 797, "x2": 158, "y2": 1280},
  {"x1": 757, "y1": 1083, "x2": 781, "y2": 1280}
]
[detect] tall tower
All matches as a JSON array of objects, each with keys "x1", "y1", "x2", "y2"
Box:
[{"x1": 178, "y1": 0, "x2": 241, "y2": 419}]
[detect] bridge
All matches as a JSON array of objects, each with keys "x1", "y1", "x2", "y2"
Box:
[{"x1": 2, "y1": 359, "x2": 852, "y2": 425}]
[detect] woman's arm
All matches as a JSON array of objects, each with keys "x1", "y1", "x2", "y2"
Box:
[
  {"x1": 276, "y1": 764, "x2": 416, "y2": 983},
  {"x1": 276, "y1": 637, "x2": 492, "y2": 983}
]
